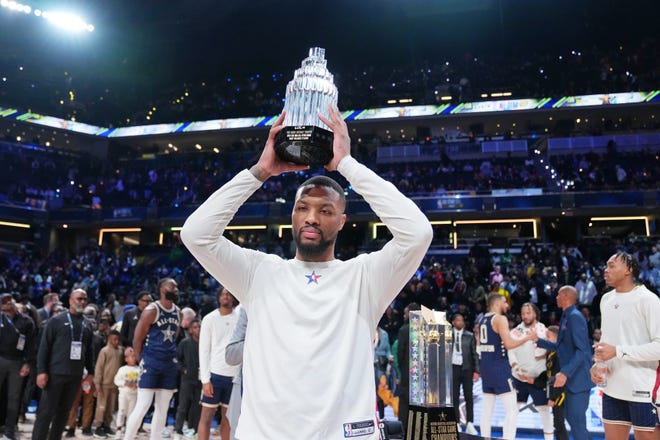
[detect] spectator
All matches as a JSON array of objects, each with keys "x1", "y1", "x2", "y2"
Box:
[
  {"x1": 113, "y1": 347, "x2": 140, "y2": 439},
  {"x1": 120, "y1": 291, "x2": 152, "y2": 347},
  {"x1": 451, "y1": 312, "x2": 479, "y2": 435},
  {"x1": 32, "y1": 289, "x2": 95, "y2": 440},
  {"x1": 174, "y1": 318, "x2": 202, "y2": 439},
  {"x1": 92, "y1": 329, "x2": 123, "y2": 438},
  {"x1": 0, "y1": 293, "x2": 36, "y2": 440}
]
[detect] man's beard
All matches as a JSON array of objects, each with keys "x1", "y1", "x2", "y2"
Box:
[
  {"x1": 72, "y1": 304, "x2": 85, "y2": 314},
  {"x1": 294, "y1": 231, "x2": 335, "y2": 259},
  {"x1": 165, "y1": 291, "x2": 178, "y2": 303}
]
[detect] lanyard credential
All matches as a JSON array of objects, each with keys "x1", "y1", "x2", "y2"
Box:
[{"x1": 66, "y1": 313, "x2": 83, "y2": 342}]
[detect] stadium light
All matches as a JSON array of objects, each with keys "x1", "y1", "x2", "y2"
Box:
[{"x1": 1, "y1": 0, "x2": 94, "y2": 32}]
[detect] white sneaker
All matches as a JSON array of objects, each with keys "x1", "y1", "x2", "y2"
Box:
[
  {"x1": 465, "y1": 422, "x2": 478, "y2": 435},
  {"x1": 162, "y1": 428, "x2": 171, "y2": 438}
]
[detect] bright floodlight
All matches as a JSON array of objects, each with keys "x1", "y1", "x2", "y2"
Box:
[
  {"x1": 1, "y1": 0, "x2": 94, "y2": 32},
  {"x1": 41, "y1": 11, "x2": 94, "y2": 32}
]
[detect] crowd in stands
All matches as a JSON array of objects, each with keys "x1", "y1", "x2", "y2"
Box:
[
  {"x1": 3, "y1": 138, "x2": 659, "y2": 211},
  {"x1": 550, "y1": 149, "x2": 660, "y2": 191},
  {"x1": 2, "y1": 235, "x2": 659, "y2": 336},
  {"x1": 1, "y1": 39, "x2": 658, "y2": 127}
]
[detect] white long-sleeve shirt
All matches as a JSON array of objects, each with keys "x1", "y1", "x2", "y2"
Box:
[
  {"x1": 600, "y1": 284, "x2": 660, "y2": 402},
  {"x1": 199, "y1": 307, "x2": 240, "y2": 383},
  {"x1": 509, "y1": 322, "x2": 548, "y2": 380},
  {"x1": 181, "y1": 156, "x2": 432, "y2": 440},
  {"x1": 113, "y1": 365, "x2": 140, "y2": 396}
]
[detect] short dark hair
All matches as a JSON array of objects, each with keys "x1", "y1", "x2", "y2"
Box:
[
  {"x1": 296, "y1": 175, "x2": 345, "y2": 207},
  {"x1": 136, "y1": 291, "x2": 152, "y2": 302},
  {"x1": 521, "y1": 302, "x2": 540, "y2": 319},
  {"x1": 487, "y1": 292, "x2": 505, "y2": 308},
  {"x1": 217, "y1": 288, "x2": 239, "y2": 307},
  {"x1": 547, "y1": 325, "x2": 559, "y2": 335},
  {"x1": 451, "y1": 312, "x2": 465, "y2": 322},
  {"x1": 109, "y1": 329, "x2": 120, "y2": 337},
  {"x1": 157, "y1": 278, "x2": 175, "y2": 292},
  {"x1": 612, "y1": 251, "x2": 640, "y2": 279}
]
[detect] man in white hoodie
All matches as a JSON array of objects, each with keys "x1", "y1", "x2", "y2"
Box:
[{"x1": 592, "y1": 251, "x2": 660, "y2": 440}]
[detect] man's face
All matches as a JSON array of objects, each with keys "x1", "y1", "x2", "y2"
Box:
[
  {"x1": 162, "y1": 280, "x2": 179, "y2": 302},
  {"x1": 593, "y1": 328, "x2": 602, "y2": 341},
  {"x1": 138, "y1": 295, "x2": 152, "y2": 311},
  {"x1": 218, "y1": 289, "x2": 235, "y2": 308},
  {"x1": 189, "y1": 321, "x2": 201, "y2": 340},
  {"x1": 555, "y1": 290, "x2": 565, "y2": 309},
  {"x1": 108, "y1": 334, "x2": 120, "y2": 348},
  {"x1": 521, "y1": 305, "x2": 536, "y2": 326},
  {"x1": 452, "y1": 314, "x2": 465, "y2": 330},
  {"x1": 492, "y1": 296, "x2": 507, "y2": 314},
  {"x1": 603, "y1": 255, "x2": 631, "y2": 288},
  {"x1": 292, "y1": 185, "x2": 346, "y2": 261},
  {"x1": 69, "y1": 291, "x2": 88, "y2": 314},
  {"x1": 1, "y1": 297, "x2": 16, "y2": 315}
]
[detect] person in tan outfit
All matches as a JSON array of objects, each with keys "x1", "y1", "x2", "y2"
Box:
[{"x1": 93, "y1": 330, "x2": 123, "y2": 438}]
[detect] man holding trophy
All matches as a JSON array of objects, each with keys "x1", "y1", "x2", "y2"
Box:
[{"x1": 181, "y1": 48, "x2": 432, "y2": 439}]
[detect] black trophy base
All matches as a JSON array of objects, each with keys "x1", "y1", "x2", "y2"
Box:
[
  {"x1": 407, "y1": 405, "x2": 459, "y2": 440},
  {"x1": 274, "y1": 125, "x2": 334, "y2": 166}
]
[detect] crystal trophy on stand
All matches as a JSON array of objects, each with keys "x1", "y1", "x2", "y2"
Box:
[
  {"x1": 408, "y1": 306, "x2": 458, "y2": 440},
  {"x1": 275, "y1": 47, "x2": 338, "y2": 166}
]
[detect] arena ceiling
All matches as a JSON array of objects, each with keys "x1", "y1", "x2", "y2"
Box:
[{"x1": 0, "y1": 0, "x2": 657, "y2": 126}]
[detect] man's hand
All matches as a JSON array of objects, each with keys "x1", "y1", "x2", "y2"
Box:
[
  {"x1": 554, "y1": 372, "x2": 567, "y2": 387},
  {"x1": 36, "y1": 373, "x2": 48, "y2": 389},
  {"x1": 318, "y1": 105, "x2": 351, "y2": 172},
  {"x1": 472, "y1": 372, "x2": 480, "y2": 382},
  {"x1": 202, "y1": 381, "x2": 214, "y2": 398},
  {"x1": 251, "y1": 112, "x2": 309, "y2": 182},
  {"x1": 19, "y1": 363, "x2": 30, "y2": 377},
  {"x1": 590, "y1": 363, "x2": 607, "y2": 385},
  {"x1": 593, "y1": 342, "x2": 616, "y2": 362}
]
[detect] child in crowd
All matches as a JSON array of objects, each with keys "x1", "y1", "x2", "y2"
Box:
[
  {"x1": 545, "y1": 325, "x2": 568, "y2": 440},
  {"x1": 93, "y1": 329, "x2": 123, "y2": 438},
  {"x1": 114, "y1": 347, "x2": 140, "y2": 438}
]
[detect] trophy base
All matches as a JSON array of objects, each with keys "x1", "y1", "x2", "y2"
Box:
[
  {"x1": 275, "y1": 126, "x2": 334, "y2": 166},
  {"x1": 407, "y1": 405, "x2": 459, "y2": 440}
]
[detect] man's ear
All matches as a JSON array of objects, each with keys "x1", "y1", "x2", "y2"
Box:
[{"x1": 339, "y1": 213, "x2": 347, "y2": 230}]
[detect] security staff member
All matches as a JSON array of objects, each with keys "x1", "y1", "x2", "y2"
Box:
[
  {"x1": 0, "y1": 293, "x2": 36, "y2": 440},
  {"x1": 32, "y1": 288, "x2": 95, "y2": 440}
]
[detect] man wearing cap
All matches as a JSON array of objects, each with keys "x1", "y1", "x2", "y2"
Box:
[{"x1": 1, "y1": 293, "x2": 37, "y2": 440}]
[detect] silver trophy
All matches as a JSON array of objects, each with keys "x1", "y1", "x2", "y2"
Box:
[{"x1": 275, "y1": 47, "x2": 338, "y2": 166}]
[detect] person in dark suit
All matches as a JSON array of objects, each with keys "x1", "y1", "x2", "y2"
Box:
[
  {"x1": 36, "y1": 293, "x2": 60, "y2": 328},
  {"x1": 119, "y1": 291, "x2": 152, "y2": 347},
  {"x1": 396, "y1": 302, "x2": 421, "y2": 436},
  {"x1": 450, "y1": 312, "x2": 480, "y2": 435},
  {"x1": 534, "y1": 285, "x2": 594, "y2": 440}
]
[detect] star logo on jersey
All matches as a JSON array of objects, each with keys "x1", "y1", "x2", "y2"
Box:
[
  {"x1": 305, "y1": 271, "x2": 321, "y2": 285},
  {"x1": 162, "y1": 327, "x2": 176, "y2": 343}
]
